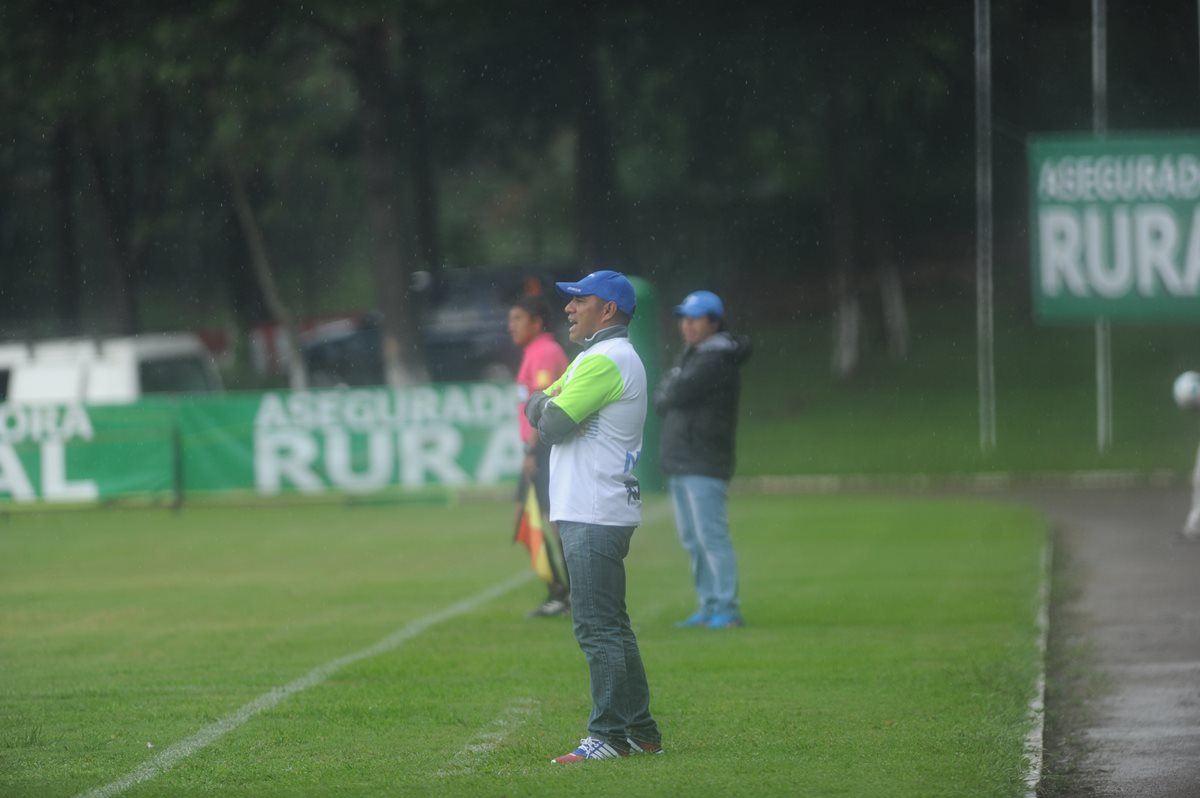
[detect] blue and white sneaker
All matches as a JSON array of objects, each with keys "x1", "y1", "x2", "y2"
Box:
[
  {"x1": 551, "y1": 736, "x2": 629, "y2": 763},
  {"x1": 673, "y1": 610, "x2": 711, "y2": 628}
]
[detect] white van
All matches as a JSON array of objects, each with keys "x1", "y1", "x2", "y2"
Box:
[{"x1": 0, "y1": 334, "x2": 223, "y2": 405}]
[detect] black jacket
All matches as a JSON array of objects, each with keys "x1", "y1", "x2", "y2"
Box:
[{"x1": 654, "y1": 332, "x2": 751, "y2": 480}]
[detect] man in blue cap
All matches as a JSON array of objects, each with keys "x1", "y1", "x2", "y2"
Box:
[
  {"x1": 655, "y1": 290, "x2": 752, "y2": 629},
  {"x1": 524, "y1": 269, "x2": 664, "y2": 763}
]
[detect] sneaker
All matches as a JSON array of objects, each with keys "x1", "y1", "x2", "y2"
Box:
[
  {"x1": 706, "y1": 613, "x2": 743, "y2": 629},
  {"x1": 551, "y1": 737, "x2": 629, "y2": 763},
  {"x1": 527, "y1": 598, "x2": 570, "y2": 618},
  {"x1": 626, "y1": 737, "x2": 664, "y2": 754},
  {"x1": 673, "y1": 611, "x2": 711, "y2": 628}
]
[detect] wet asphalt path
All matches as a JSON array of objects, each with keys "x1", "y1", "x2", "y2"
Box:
[{"x1": 1016, "y1": 486, "x2": 1200, "y2": 797}]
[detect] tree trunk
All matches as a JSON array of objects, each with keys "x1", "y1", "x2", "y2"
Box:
[
  {"x1": 878, "y1": 258, "x2": 909, "y2": 363},
  {"x1": 827, "y1": 90, "x2": 860, "y2": 379},
  {"x1": 571, "y1": 4, "x2": 623, "y2": 268},
  {"x1": 51, "y1": 121, "x2": 81, "y2": 336},
  {"x1": 219, "y1": 202, "x2": 270, "y2": 329},
  {"x1": 862, "y1": 169, "x2": 908, "y2": 364},
  {"x1": 403, "y1": 30, "x2": 441, "y2": 279},
  {"x1": 830, "y1": 272, "x2": 861, "y2": 379},
  {"x1": 81, "y1": 91, "x2": 170, "y2": 339},
  {"x1": 219, "y1": 149, "x2": 308, "y2": 390},
  {"x1": 84, "y1": 129, "x2": 139, "y2": 335},
  {"x1": 48, "y1": 11, "x2": 82, "y2": 337},
  {"x1": 354, "y1": 19, "x2": 427, "y2": 385}
]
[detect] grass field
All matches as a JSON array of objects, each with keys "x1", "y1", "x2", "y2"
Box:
[{"x1": 1, "y1": 494, "x2": 1044, "y2": 797}]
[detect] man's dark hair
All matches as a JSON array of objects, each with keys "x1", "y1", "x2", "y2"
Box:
[
  {"x1": 513, "y1": 294, "x2": 550, "y2": 326},
  {"x1": 613, "y1": 309, "x2": 633, "y2": 326}
]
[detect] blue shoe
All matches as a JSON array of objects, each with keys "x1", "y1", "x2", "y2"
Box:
[
  {"x1": 706, "y1": 613, "x2": 743, "y2": 629},
  {"x1": 673, "y1": 611, "x2": 711, "y2": 628}
]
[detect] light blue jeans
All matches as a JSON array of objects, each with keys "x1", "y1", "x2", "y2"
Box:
[
  {"x1": 558, "y1": 521, "x2": 661, "y2": 748},
  {"x1": 669, "y1": 475, "x2": 741, "y2": 617}
]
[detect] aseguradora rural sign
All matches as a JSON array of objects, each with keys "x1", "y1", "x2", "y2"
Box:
[{"x1": 1029, "y1": 133, "x2": 1200, "y2": 321}]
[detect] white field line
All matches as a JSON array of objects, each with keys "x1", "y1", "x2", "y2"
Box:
[
  {"x1": 1024, "y1": 537, "x2": 1052, "y2": 798},
  {"x1": 75, "y1": 570, "x2": 534, "y2": 798},
  {"x1": 435, "y1": 697, "x2": 540, "y2": 777}
]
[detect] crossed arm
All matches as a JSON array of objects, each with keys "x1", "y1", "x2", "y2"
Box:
[{"x1": 525, "y1": 353, "x2": 624, "y2": 445}]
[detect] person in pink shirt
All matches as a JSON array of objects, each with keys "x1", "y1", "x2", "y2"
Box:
[{"x1": 510, "y1": 294, "x2": 571, "y2": 617}]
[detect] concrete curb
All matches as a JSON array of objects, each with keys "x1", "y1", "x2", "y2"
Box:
[
  {"x1": 1024, "y1": 539, "x2": 1052, "y2": 798},
  {"x1": 730, "y1": 469, "x2": 1183, "y2": 495}
]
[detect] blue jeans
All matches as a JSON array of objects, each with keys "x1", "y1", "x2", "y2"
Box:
[
  {"x1": 558, "y1": 521, "x2": 661, "y2": 748},
  {"x1": 669, "y1": 475, "x2": 741, "y2": 617}
]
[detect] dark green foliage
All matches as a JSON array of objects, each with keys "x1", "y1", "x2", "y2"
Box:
[{"x1": 1, "y1": 1, "x2": 1198, "y2": 341}]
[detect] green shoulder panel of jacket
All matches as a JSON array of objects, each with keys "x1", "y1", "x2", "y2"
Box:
[{"x1": 547, "y1": 353, "x2": 626, "y2": 423}]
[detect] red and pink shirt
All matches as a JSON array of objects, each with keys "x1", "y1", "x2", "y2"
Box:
[{"x1": 516, "y1": 332, "x2": 568, "y2": 445}]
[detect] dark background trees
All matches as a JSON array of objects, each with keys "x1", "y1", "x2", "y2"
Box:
[{"x1": 2, "y1": 0, "x2": 1198, "y2": 383}]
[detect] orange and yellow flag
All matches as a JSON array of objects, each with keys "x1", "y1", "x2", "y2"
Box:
[{"x1": 514, "y1": 484, "x2": 555, "y2": 584}]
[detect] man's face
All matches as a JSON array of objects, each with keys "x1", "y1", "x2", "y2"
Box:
[
  {"x1": 680, "y1": 315, "x2": 719, "y2": 347},
  {"x1": 565, "y1": 295, "x2": 614, "y2": 343},
  {"x1": 508, "y1": 307, "x2": 541, "y2": 348}
]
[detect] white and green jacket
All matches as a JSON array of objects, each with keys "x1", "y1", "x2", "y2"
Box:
[{"x1": 524, "y1": 325, "x2": 646, "y2": 527}]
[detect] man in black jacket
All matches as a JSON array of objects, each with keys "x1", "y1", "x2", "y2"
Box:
[{"x1": 654, "y1": 290, "x2": 751, "y2": 630}]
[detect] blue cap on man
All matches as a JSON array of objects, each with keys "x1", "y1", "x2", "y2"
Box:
[
  {"x1": 555, "y1": 270, "x2": 637, "y2": 316},
  {"x1": 674, "y1": 290, "x2": 724, "y2": 319}
]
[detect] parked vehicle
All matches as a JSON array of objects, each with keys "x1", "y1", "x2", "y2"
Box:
[
  {"x1": 0, "y1": 333, "x2": 223, "y2": 404},
  {"x1": 302, "y1": 267, "x2": 572, "y2": 387}
]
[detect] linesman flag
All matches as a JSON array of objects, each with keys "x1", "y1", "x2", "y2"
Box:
[{"x1": 514, "y1": 484, "x2": 555, "y2": 584}]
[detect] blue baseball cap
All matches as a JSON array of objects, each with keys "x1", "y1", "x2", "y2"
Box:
[
  {"x1": 674, "y1": 290, "x2": 724, "y2": 319},
  {"x1": 555, "y1": 270, "x2": 637, "y2": 316}
]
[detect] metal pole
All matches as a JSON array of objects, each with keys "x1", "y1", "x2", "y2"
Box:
[
  {"x1": 1095, "y1": 320, "x2": 1112, "y2": 451},
  {"x1": 975, "y1": 0, "x2": 996, "y2": 453},
  {"x1": 1093, "y1": 0, "x2": 1112, "y2": 453}
]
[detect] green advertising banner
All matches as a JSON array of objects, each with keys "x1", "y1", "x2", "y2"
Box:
[
  {"x1": 1029, "y1": 132, "x2": 1200, "y2": 321},
  {"x1": 0, "y1": 381, "x2": 675, "y2": 504},
  {"x1": 0, "y1": 402, "x2": 176, "y2": 504},
  {"x1": 178, "y1": 384, "x2": 523, "y2": 498}
]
